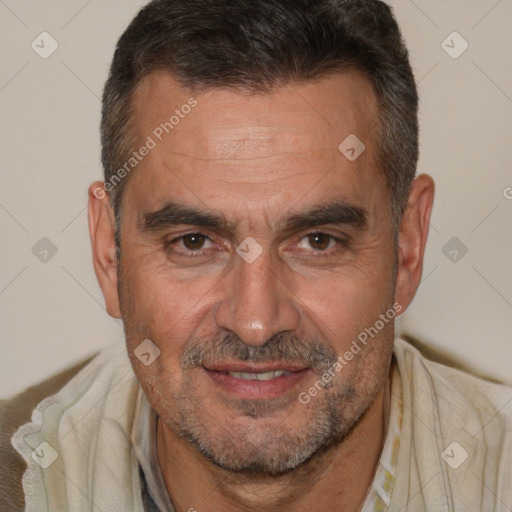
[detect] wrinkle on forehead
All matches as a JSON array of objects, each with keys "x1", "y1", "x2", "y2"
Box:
[
  {"x1": 162, "y1": 150, "x2": 340, "y2": 186},
  {"x1": 162, "y1": 147, "x2": 337, "y2": 163},
  {"x1": 184, "y1": 121, "x2": 335, "y2": 161}
]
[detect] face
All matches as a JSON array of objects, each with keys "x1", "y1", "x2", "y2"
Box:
[{"x1": 105, "y1": 71, "x2": 404, "y2": 475}]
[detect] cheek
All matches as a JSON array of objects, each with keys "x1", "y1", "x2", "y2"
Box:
[
  {"x1": 120, "y1": 261, "x2": 219, "y2": 358},
  {"x1": 120, "y1": 270, "x2": 189, "y2": 402},
  {"x1": 297, "y1": 257, "x2": 395, "y2": 339}
]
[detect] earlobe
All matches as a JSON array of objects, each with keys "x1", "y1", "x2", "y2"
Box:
[
  {"x1": 395, "y1": 174, "x2": 435, "y2": 313},
  {"x1": 88, "y1": 182, "x2": 121, "y2": 318}
]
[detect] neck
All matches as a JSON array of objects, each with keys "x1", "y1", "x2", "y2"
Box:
[{"x1": 157, "y1": 366, "x2": 392, "y2": 512}]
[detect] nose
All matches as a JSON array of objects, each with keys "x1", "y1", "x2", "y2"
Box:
[{"x1": 214, "y1": 246, "x2": 300, "y2": 346}]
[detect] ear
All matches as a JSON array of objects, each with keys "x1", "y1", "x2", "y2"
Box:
[
  {"x1": 395, "y1": 174, "x2": 435, "y2": 313},
  {"x1": 88, "y1": 182, "x2": 121, "y2": 318}
]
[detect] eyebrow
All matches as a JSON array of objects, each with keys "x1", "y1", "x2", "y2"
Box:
[
  {"x1": 282, "y1": 202, "x2": 367, "y2": 232},
  {"x1": 141, "y1": 203, "x2": 233, "y2": 232},
  {"x1": 140, "y1": 200, "x2": 367, "y2": 234}
]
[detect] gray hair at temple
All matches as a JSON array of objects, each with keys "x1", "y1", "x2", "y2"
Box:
[{"x1": 101, "y1": 0, "x2": 418, "y2": 249}]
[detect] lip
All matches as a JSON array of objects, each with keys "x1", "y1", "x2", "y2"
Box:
[
  {"x1": 202, "y1": 365, "x2": 311, "y2": 399},
  {"x1": 203, "y1": 362, "x2": 307, "y2": 373}
]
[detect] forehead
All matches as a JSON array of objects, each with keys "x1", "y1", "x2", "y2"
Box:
[
  {"x1": 132, "y1": 70, "x2": 377, "y2": 155},
  {"x1": 126, "y1": 71, "x2": 384, "y2": 219}
]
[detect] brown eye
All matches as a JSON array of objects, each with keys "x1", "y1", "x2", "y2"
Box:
[
  {"x1": 306, "y1": 233, "x2": 333, "y2": 251},
  {"x1": 182, "y1": 233, "x2": 207, "y2": 250}
]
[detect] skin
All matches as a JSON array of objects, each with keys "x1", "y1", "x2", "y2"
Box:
[{"x1": 88, "y1": 71, "x2": 434, "y2": 511}]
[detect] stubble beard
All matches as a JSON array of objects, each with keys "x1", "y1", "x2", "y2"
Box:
[
  {"x1": 171, "y1": 378, "x2": 362, "y2": 477},
  {"x1": 163, "y1": 339, "x2": 391, "y2": 478}
]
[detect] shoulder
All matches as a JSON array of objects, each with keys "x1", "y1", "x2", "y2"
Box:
[
  {"x1": 393, "y1": 336, "x2": 512, "y2": 508},
  {"x1": 0, "y1": 355, "x2": 95, "y2": 512},
  {"x1": 399, "y1": 336, "x2": 512, "y2": 457},
  {"x1": 394, "y1": 336, "x2": 512, "y2": 414}
]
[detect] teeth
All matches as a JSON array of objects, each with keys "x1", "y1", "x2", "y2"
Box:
[{"x1": 228, "y1": 370, "x2": 291, "y2": 381}]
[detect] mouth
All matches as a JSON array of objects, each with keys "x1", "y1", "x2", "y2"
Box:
[
  {"x1": 202, "y1": 363, "x2": 311, "y2": 399},
  {"x1": 224, "y1": 369, "x2": 294, "y2": 380}
]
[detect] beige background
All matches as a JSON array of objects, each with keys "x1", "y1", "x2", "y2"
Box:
[{"x1": 1, "y1": 0, "x2": 511, "y2": 399}]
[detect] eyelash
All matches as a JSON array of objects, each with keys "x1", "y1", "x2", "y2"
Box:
[
  {"x1": 164, "y1": 233, "x2": 215, "y2": 258},
  {"x1": 164, "y1": 232, "x2": 349, "y2": 258},
  {"x1": 296, "y1": 233, "x2": 347, "y2": 254}
]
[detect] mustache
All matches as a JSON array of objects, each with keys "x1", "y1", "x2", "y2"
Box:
[{"x1": 181, "y1": 331, "x2": 338, "y2": 372}]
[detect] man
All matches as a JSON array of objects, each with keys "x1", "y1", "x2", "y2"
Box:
[{"x1": 1, "y1": 0, "x2": 511, "y2": 510}]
